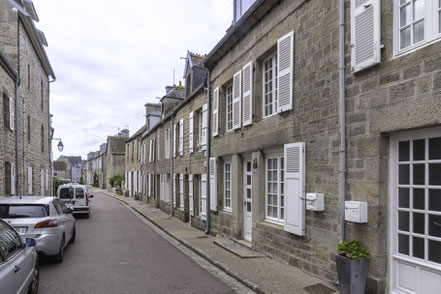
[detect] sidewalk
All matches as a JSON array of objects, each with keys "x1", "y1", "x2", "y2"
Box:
[{"x1": 95, "y1": 188, "x2": 338, "y2": 294}]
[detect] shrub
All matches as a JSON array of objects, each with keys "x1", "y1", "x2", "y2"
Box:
[{"x1": 337, "y1": 240, "x2": 370, "y2": 260}]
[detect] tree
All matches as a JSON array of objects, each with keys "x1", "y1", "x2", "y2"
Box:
[
  {"x1": 93, "y1": 172, "x2": 99, "y2": 187},
  {"x1": 79, "y1": 175, "x2": 84, "y2": 185}
]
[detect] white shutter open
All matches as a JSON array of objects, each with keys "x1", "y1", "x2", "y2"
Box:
[
  {"x1": 179, "y1": 119, "x2": 184, "y2": 156},
  {"x1": 28, "y1": 167, "x2": 33, "y2": 195},
  {"x1": 157, "y1": 134, "x2": 160, "y2": 161},
  {"x1": 9, "y1": 97, "x2": 14, "y2": 131},
  {"x1": 201, "y1": 104, "x2": 207, "y2": 150},
  {"x1": 11, "y1": 162, "x2": 15, "y2": 195},
  {"x1": 134, "y1": 171, "x2": 138, "y2": 194},
  {"x1": 242, "y1": 62, "x2": 253, "y2": 126},
  {"x1": 189, "y1": 112, "x2": 194, "y2": 153},
  {"x1": 173, "y1": 174, "x2": 176, "y2": 205},
  {"x1": 209, "y1": 157, "x2": 217, "y2": 211},
  {"x1": 148, "y1": 174, "x2": 152, "y2": 197},
  {"x1": 277, "y1": 31, "x2": 294, "y2": 113},
  {"x1": 284, "y1": 142, "x2": 305, "y2": 236},
  {"x1": 201, "y1": 174, "x2": 207, "y2": 218},
  {"x1": 45, "y1": 169, "x2": 48, "y2": 190},
  {"x1": 212, "y1": 87, "x2": 219, "y2": 136},
  {"x1": 232, "y1": 71, "x2": 242, "y2": 130},
  {"x1": 179, "y1": 174, "x2": 184, "y2": 211},
  {"x1": 173, "y1": 124, "x2": 177, "y2": 157},
  {"x1": 351, "y1": 0, "x2": 381, "y2": 73},
  {"x1": 189, "y1": 174, "x2": 194, "y2": 216},
  {"x1": 143, "y1": 144, "x2": 146, "y2": 164},
  {"x1": 41, "y1": 169, "x2": 44, "y2": 195},
  {"x1": 149, "y1": 140, "x2": 152, "y2": 163}
]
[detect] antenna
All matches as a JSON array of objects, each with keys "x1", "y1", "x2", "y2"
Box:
[{"x1": 173, "y1": 69, "x2": 175, "y2": 85}]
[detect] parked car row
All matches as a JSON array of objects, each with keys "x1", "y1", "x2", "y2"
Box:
[{"x1": 0, "y1": 184, "x2": 92, "y2": 293}]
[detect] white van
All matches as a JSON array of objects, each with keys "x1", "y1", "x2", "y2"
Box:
[{"x1": 56, "y1": 184, "x2": 92, "y2": 218}]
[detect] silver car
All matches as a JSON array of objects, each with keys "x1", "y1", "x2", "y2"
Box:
[
  {"x1": 0, "y1": 196, "x2": 76, "y2": 263},
  {"x1": 0, "y1": 219, "x2": 39, "y2": 294}
]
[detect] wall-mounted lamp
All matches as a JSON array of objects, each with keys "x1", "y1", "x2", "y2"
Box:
[
  {"x1": 53, "y1": 138, "x2": 64, "y2": 152},
  {"x1": 253, "y1": 158, "x2": 258, "y2": 169}
]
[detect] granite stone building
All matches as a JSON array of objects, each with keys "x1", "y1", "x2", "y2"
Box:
[
  {"x1": 0, "y1": 0, "x2": 55, "y2": 196},
  {"x1": 104, "y1": 129, "x2": 128, "y2": 190}
]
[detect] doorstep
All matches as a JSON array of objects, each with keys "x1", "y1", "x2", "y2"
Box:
[{"x1": 213, "y1": 237, "x2": 265, "y2": 259}]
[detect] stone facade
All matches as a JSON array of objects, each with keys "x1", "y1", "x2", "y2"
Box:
[
  {"x1": 0, "y1": 0, "x2": 55, "y2": 196},
  {"x1": 104, "y1": 132, "x2": 127, "y2": 190}
]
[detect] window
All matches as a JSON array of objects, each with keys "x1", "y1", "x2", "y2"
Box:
[
  {"x1": 75, "y1": 188, "x2": 84, "y2": 199},
  {"x1": 165, "y1": 128, "x2": 170, "y2": 159},
  {"x1": 234, "y1": 0, "x2": 257, "y2": 23},
  {"x1": 396, "y1": 0, "x2": 441, "y2": 54},
  {"x1": 0, "y1": 221, "x2": 22, "y2": 261},
  {"x1": 27, "y1": 116, "x2": 31, "y2": 142},
  {"x1": 263, "y1": 54, "x2": 278, "y2": 118},
  {"x1": 4, "y1": 162, "x2": 11, "y2": 195},
  {"x1": 27, "y1": 64, "x2": 30, "y2": 90},
  {"x1": 179, "y1": 119, "x2": 184, "y2": 156},
  {"x1": 199, "y1": 174, "x2": 207, "y2": 220},
  {"x1": 41, "y1": 80, "x2": 44, "y2": 111},
  {"x1": 3, "y1": 94, "x2": 10, "y2": 130},
  {"x1": 0, "y1": 205, "x2": 48, "y2": 218},
  {"x1": 41, "y1": 126, "x2": 44, "y2": 153},
  {"x1": 224, "y1": 162, "x2": 232, "y2": 211},
  {"x1": 198, "y1": 105, "x2": 207, "y2": 151},
  {"x1": 179, "y1": 174, "x2": 184, "y2": 211},
  {"x1": 266, "y1": 156, "x2": 285, "y2": 224},
  {"x1": 226, "y1": 84, "x2": 233, "y2": 132}
]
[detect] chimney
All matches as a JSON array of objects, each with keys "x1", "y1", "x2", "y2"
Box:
[
  {"x1": 165, "y1": 85, "x2": 173, "y2": 95},
  {"x1": 120, "y1": 129, "x2": 129, "y2": 138}
]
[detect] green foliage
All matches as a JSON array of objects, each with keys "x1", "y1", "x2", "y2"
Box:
[
  {"x1": 93, "y1": 172, "x2": 99, "y2": 187},
  {"x1": 337, "y1": 240, "x2": 370, "y2": 260},
  {"x1": 79, "y1": 175, "x2": 84, "y2": 185},
  {"x1": 109, "y1": 174, "x2": 124, "y2": 188},
  {"x1": 53, "y1": 178, "x2": 64, "y2": 196}
]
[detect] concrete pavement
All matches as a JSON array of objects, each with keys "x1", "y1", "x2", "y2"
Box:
[{"x1": 94, "y1": 188, "x2": 338, "y2": 294}]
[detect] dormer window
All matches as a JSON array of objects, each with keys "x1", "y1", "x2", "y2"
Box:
[{"x1": 234, "y1": 0, "x2": 257, "y2": 24}]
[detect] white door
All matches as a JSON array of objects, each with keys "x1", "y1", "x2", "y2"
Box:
[
  {"x1": 243, "y1": 160, "x2": 252, "y2": 242},
  {"x1": 390, "y1": 129, "x2": 441, "y2": 294}
]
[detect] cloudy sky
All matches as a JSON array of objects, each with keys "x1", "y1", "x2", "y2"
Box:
[{"x1": 35, "y1": 0, "x2": 233, "y2": 160}]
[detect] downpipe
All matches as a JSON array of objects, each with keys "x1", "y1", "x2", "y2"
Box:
[
  {"x1": 339, "y1": 0, "x2": 346, "y2": 243},
  {"x1": 170, "y1": 115, "x2": 175, "y2": 216},
  {"x1": 205, "y1": 70, "x2": 211, "y2": 235}
]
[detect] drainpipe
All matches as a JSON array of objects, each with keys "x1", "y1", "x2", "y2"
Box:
[
  {"x1": 15, "y1": 13, "x2": 20, "y2": 196},
  {"x1": 205, "y1": 70, "x2": 211, "y2": 235},
  {"x1": 170, "y1": 115, "x2": 175, "y2": 216},
  {"x1": 339, "y1": 0, "x2": 346, "y2": 244}
]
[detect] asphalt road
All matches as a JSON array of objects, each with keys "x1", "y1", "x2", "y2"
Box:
[{"x1": 39, "y1": 191, "x2": 235, "y2": 294}]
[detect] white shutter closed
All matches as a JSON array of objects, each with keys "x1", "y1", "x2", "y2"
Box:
[
  {"x1": 148, "y1": 174, "x2": 152, "y2": 197},
  {"x1": 45, "y1": 169, "x2": 48, "y2": 190},
  {"x1": 173, "y1": 124, "x2": 177, "y2": 157},
  {"x1": 9, "y1": 97, "x2": 14, "y2": 131},
  {"x1": 28, "y1": 167, "x2": 33, "y2": 195},
  {"x1": 179, "y1": 174, "x2": 184, "y2": 211},
  {"x1": 40, "y1": 169, "x2": 44, "y2": 195},
  {"x1": 152, "y1": 138, "x2": 156, "y2": 162},
  {"x1": 209, "y1": 157, "x2": 217, "y2": 211},
  {"x1": 232, "y1": 71, "x2": 242, "y2": 130},
  {"x1": 11, "y1": 162, "x2": 15, "y2": 195},
  {"x1": 242, "y1": 62, "x2": 253, "y2": 126},
  {"x1": 157, "y1": 134, "x2": 160, "y2": 161},
  {"x1": 212, "y1": 87, "x2": 219, "y2": 136},
  {"x1": 284, "y1": 142, "x2": 306, "y2": 236},
  {"x1": 201, "y1": 104, "x2": 207, "y2": 150},
  {"x1": 189, "y1": 174, "x2": 194, "y2": 216},
  {"x1": 149, "y1": 140, "x2": 152, "y2": 162},
  {"x1": 173, "y1": 174, "x2": 176, "y2": 205},
  {"x1": 351, "y1": 0, "x2": 381, "y2": 73},
  {"x1": 201, "y1": 174, "x2": 207, "y2": 218},
  {"x1": 143, "y1": 144, "x2": 146, "y2": 164},
  {"x1": 277, "y1": 31, "x2": 294, "y2": 113},
  {"x1": 189, "y1": 112, "x2": 194, "y2": 153},
  {"x1": 179, "y1": 119, "x2": 184, "y2": 156},
  {"x1": 134, "y1": 171, "x2": 138, "y2": 194}
]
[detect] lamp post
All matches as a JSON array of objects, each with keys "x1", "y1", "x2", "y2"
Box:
[{"x1": 52, "y1": 138, "x2": 64, "y2": 195}]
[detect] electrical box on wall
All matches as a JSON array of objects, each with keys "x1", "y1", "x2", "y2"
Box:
[
  {"x1": 306, "y1": 193, "x2": 324, "y2": 211},
  {"x1": 345, "y1": 201, "x2": 368, "y2": 223}
]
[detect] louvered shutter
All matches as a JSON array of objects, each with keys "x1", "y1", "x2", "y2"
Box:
[
  {"x1": 148, "y1": 174, "x2": 152, "y2": 197},
  {"x1": 212, "y1": 87, "x2": 219, "y2": 136},
  {"x1": 143, "y1": 144, "x2": 146, "y2": 164},
  {"x1": 179, "y1": 119, "x2": 184, "y2": 156},
  {"x1": 277, "y1": 31, "x2": 294, "y2": 113},
  {"x1": 189, "y1": 112, "x2": 194, "y2": 153},
  {"x1": 45, "y1": 169, "x2": 48, "y2": 190},
  {"x1": 28, "y1": 167, "x2": 33, "y2": 195},
  {"x1": 284, "y1": 142, "x2": 305, "y2": 236},
  {"x1": 173, "y1": 174, "x2": 176, "y2": 205},
  {"x1": 201, "y1": 104, "x2": 207, "y2": 150},
  {"x1": 134, "y1": 171, "x2": 138, "y2": 194},
  {"x1": 189, "y1": 174, "x2": 194, "y2": 216},
  {"x1": 242, "y1": 62, "x2": 253, "y2": 126},
  {"x1": 11, "y1": 162, "x2": 15, "y2": 195},
  {"x1": 179, "y1": 174, "x2": 184, "y2": 211},
  {"x1": 153, "y1": 138, "x2": 156, "y2": 162},
  {"x1": 201, "y1": 174, "x2": 207, "y2": 218},
  {"x1": 9, "y1": 97, "x2": 14, "y2": 131},
  {"x1": 40, "y1": 169, "x2": 44, "y2": 195},
  {"x1": 149, "y1": 140, "x2": 152, "y2": 162},
  {"x1": 157, "y1": 134, "x2": 160, "y2": 161},
  {"x1": 173, "y1": 124, "x2": 177, "y2": 157},
  {"x1": 209, "y1": 157, "x2": 217, "y2": 211},
  {"x1": 351, "y1": 0, "x2": 381, "y2": 73},
  {"x1": 232, "y1": 71, "x2": 242, "y2": 130}
]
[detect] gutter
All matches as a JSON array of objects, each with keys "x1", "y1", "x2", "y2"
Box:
[
  {"x1": 205, "y1": 70, "x2": 211, "y2": 235},
  {"x1": 339, "y1": 0, "x2": 346, "y2": 243}
]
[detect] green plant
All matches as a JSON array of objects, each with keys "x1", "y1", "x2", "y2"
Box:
[
  {"x1": 337, "y1": 240, "x2": 370, "y2": 260},
  {"x1": 108, "y1": 174, "x2": 124, "y2": 188},
  {"x1": 93, "y1": 172, "x2": 99, "y2": 187},
  {"x1": 79, "y1": 175, "x2": 84, "y2": 185},
  {"x1": 53, "y1": 178, "x2": 64, "y2": 196}
]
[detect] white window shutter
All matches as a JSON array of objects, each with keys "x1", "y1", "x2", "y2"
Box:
[
  {"x1": 157, "y1": 134, "x2": 160, "y2": 161},
  {"x1": 189, "y1": 112, "x2": 194, "y2": 154},
  {"x1": 153, "y1": 138, "x2": 156, "y2": 162},
  {"x1": 149, "y1": 140, "x2": 152, "y2": 163},
  {"x1": 134, "y1": 171, "x2": 138, "y2": 194},
  {"x1": 209, "y1": 157, "x2": 217, "y2": 211},
  {"x1": 242, "y1": 62, "x2": 253, "y2": 126},
  {"x1": 40, "y1": 169, "x2": 44, "y2": 195},
  {"x1": 201, "y1": 174, "x2": 207, "y2": 218},
  {"x1": 201, "y1": 104, "x2": 207, "y2": 150},
  {"x1": 212, "y1": 87, "x2": 219, "y2": 136},
  {"x1": 45, "y1": 169, "x2": 48, "y2": 190},
  {"x1": 143, "y1": 144, "x2": 146, "y2": 164},
  {"x1": 179, "y1": 119, "x2": 184, "y2": 156},
  {"x1": 351, "y1": 0, "x2": 381, "y2": 73},
  {"x1": 28, "y1": 167, "x2": 32, "y2": 195},
  {"x1": 277, "y1": 31, "x2": 294, "y2": 113},
  {"x1": 11, "y1": 162, "x2": 15, "y2": 195},
  {"x1": 189, "y1": 174, "x2": 194, "y2": 216},
  {"x1": 173, "y1": 174, "x2": 176, "y2": 205},
  {"x1": 232, "y1": 70, "x2": 242, "y2": 130},
  {"x1": 179, "y1": 174, "x2": 184, "y2": 211},
  {"x1": 173, "y1": 124, "x2": 177, "y2": 157},
  {"x1": 9, "y1": 97, "x2": 14, "y2": 131},
  {"x1": 148, "y1": 174, "x2": 152, "y2": 197},
  {"x1": 284, "y1": 142, "x2": 306, "y2": 236}
]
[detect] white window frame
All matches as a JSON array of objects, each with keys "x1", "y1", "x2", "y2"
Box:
[
  {"x1": 265, "y1": 155, "x2": 285, "y2": 225},
  {"x1": 262, "y1": 53, "x2": 278, "y2": 119},
  {"x1": 165, "y1": 128, "x2": 170, "y2": 159},
  {"x1": 225, "y1": 84, "x2": 233, "y2": 132},
  {"x1": 224, "y1": 161, "x2": 232, "y2": 212},
  {"x1": 179, "y1": 174, "x2": 184, "y2": 211},
  {"x1": 394, "y1": 0, "x2": 441, "y2": 57},
  {"x1": 199, "y1": 174, "x2": 207, "y2": 220}
]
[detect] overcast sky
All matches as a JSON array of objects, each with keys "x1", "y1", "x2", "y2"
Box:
[{"x1": 35, "y1": 0, "x2": 233, "y2": 160}]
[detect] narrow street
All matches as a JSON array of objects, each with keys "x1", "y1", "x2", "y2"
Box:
[{"x1": 38, "y1": 191, "x2": 237, "y2": 294}]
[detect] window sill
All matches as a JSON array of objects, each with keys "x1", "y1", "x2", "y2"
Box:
[
  {"x1": 264, "y1": 217, "x2": 284, "y2": 227},
  {"x1": 223, "y1": 208, "x2": 233, "y2": 213},
  {"x1": 394, "y1": 35, "x2": 441, "y2": 59}
]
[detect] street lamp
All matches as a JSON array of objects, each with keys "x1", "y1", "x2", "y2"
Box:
[{"x1": 53, "y1": 138, "x2": 64, "y2": 152}]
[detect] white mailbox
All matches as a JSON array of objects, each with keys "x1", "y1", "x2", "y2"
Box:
[
  {"x1": 345, "y1": 201, "x2": 368, "y2": 223},
  {"x1": 306, "y1": 193, "x2": 324, "y2": 211}
]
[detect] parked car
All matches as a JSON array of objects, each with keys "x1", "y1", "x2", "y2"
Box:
[
  {"x1": 0, "y1": 196, "x2": 76, "y2": 263},
  {"x1": 0, "y1": 219, "x2": 39, "y2": 294},
  {"x1": 56, "y1": 184, "x2": 91, "y2": 218}
]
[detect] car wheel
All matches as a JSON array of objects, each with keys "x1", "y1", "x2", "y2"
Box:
[
  {"x1": 85, "y1": 213, "x2": 90, "y2": 219},
  {"x1": 70, "y1": 226, "x2": 76, "y2": 243},
  {"x1": 53, "y1": 236, "x2": 65, "y2": 263},
  {"x1": 27, "y1": 259, "x2": 39, "y2": 294}
]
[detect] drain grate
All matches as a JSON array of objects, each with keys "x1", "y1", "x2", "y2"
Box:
[{"x1": 303, "y1": 283, "x2": 336, "y2": 294}]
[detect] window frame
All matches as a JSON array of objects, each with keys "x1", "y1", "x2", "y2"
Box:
[
  {"x1": 223, "y1": 161, "x2": 232, "y2": 212},
  {"x1": 225, "y1": 84, "x2": 233, "y2": 132},
  {"x1": 265, "y1": 155, "x2": 285, "y2": 225},
  {"x1": 262, "y1": 53, "x2": 278, "y2": 119}
]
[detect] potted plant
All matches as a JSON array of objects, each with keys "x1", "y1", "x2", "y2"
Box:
[
  {"x1": 336, "y1": 240, "x2": 370, "y2": 294},
  {"x1": 124, "y1": 190, "x2": 129, "y2": 197},
  {"x1": 134, "y1": 192, "x2": 141, "y2": 201}
]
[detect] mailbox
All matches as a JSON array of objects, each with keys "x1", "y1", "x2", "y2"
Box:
[
  {"x1": 345, "y1": 201, "x2": 368, "y2": 223},
  {"x1": 306, "y1": 193, "x2": 324, "y2": 211}
]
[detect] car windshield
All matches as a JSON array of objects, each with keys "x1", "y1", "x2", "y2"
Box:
[
  {"x1": 0, "y1": 205, "x2": 49, "y2": 218},
  {"x1": 59, "y1": 187, "x2": 74, "y2": 199}
]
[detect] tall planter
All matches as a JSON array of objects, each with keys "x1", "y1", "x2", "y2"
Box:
[{"x1": 335, "y1": 254, "x2": 368, "y2": 294}]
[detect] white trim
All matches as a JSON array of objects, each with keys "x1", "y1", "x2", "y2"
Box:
[
  {"x1": 262, "y1": 53, "x2": 278, "y2": 119},
  {"x1": 223, "y1": 161, "x2": 232, "y2": 212}
]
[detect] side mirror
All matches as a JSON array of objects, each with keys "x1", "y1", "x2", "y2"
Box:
[
  {"x1": 67, "y1": 207, "x2": 74, "y2": 214},
  {"x1": 25, "y1": 238, "x2": 37, "y2": 247}
]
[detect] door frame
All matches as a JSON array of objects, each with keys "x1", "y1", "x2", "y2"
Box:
[{"x1": 243, "y1": 157, "x2": 252, "y2": 242}]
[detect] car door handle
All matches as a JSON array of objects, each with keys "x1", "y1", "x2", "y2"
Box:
[{"x1": 14, "y1": 265, "x2": 20, "y2": 273}]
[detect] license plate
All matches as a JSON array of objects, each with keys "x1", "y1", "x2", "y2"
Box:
[{"x1": 14, "y1": 227, "x2": 27, "y2": 234}]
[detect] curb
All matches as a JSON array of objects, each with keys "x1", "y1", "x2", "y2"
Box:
[{"x1": 99, "y1": 189, "x2": 264, "y2": 294}]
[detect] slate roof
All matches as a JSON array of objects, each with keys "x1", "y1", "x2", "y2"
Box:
[
  {"x1": 126, "y1": 124, "x2": 147, "y2": 143},
  {"x1": 163, "y1": 87, "x2": 185, "y2": 100},
  {"x1": 56, "y1": 156, "x2": 82, "y2": 166}
]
